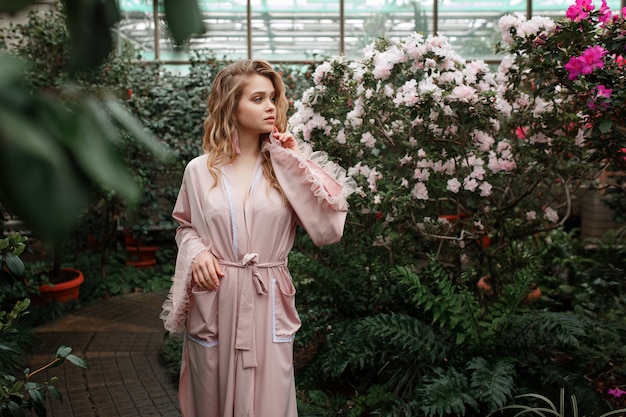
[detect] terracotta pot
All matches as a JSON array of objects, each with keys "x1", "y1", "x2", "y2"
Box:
[
  {"x1": 33, "y1": 268, "x2": 84, "y2": 304},
  {"x1": 477, "y1": 276, "x2": 493, "y2": 294},
  {"x1": 527, "y1": 285, "x2": 542, "y2": 301},
  {"x1": 478, "y1": 236, "x2": 491, "y2": 249},
  {"x1": 437, "y1": 213, "x2": 468, "y2": 222},
  {"x1": 125, "y1": 245, "x2": 158, "y2": 268}
]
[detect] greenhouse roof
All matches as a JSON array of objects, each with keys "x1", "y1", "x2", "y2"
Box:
[{"x1": 116, "y1": 0, "x2": 620, "y2": 63}]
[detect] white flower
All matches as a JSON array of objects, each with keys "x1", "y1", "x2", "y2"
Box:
[
  {"x1": 447, "y1": 85, "x2": 478, "y2": 103},
  {"x1": 360, "y1": 132, "x2": 377, "y2": 148},
  {"x1": 313, "y1": 62, "x2": 332, "y2": 85},
  {"x1": 479, "y1": 181, "x2": 492, "y2": 197},
  {"x1": 411, "y1": 182, "x2": 429, "y2": 200},
  {"x1": 543, "y1": 207, "x2": 559, "y2": 223},
  {"x1": 447, "y1": 178, "x2": 462, "y2": 193},
  {"x1": 399, "y1": 154, "x2": 413, "y2": 165},
  {"x1": 463, "y1": 177, "x2": 479, "y2": 192}
]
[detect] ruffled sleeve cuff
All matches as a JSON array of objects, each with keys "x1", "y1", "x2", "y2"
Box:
[
  {"x1": 160, "y1": 238, "x2": 213, "y2": 334},
  {"x1": 264, "y1": 138, "x2": 356, "y2": 211}
]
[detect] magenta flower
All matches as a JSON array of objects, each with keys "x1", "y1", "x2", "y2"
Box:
[
  {"x1": 579, "y1": 45, "x2": 608, "y2": 75},
  {"x1": 608, "y1": 387, "x2": 626, "y2": 398},
  {"x1": 564, "y1": 56, "x2": 584, "y2": 80},
  {"x1": 596, "y1": 84, "x2": 612, "y2": 99},
  {"x1": 598, "y1": 0, "x2": 613, "y2": 24},
  {"x1": 588, "y1": 85, "x2": 612, "y2": 109},
  {"x1": 566, "y1": 0, "x2": 594, "y2": 21}
]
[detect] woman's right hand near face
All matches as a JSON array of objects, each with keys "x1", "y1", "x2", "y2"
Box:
[{"x1": 191, "y1": 251, "x2": 224, "y2": 291}]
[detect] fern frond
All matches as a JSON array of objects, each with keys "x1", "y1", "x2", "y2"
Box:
[
  {"x1": 415, "y1": 367, "x2": 479, "y2": 417},
  {"x1": 394, "y1": 263, "x2": 481, "y2": 345},
  {"x1": 467, "y1": 357, "x2": 516, "y2": 412},
  {"x1": 316, "y1": 312, "x2": 449, "y2": 398},
  {"x1": 354, "y1": 312, "x2": 448, "y2": 362},
  {"x1": 502, "y1": 311, "x2": 588, "y2": 352}
]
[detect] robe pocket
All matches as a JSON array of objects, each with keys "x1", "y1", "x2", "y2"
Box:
[
  {"x1": 187, "y1": 287, "x2": 219, "y2": 348},
  {"x1": 271, "y1": 277, "x2": 302, "y2": 343}
]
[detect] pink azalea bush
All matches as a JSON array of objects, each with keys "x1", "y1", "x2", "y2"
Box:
[
  {"x1": 497, "y1": 0, "x2": 626, "y2": 172},
  {"x1": 289, "y1": 33, "x2": 583, "y2": 270}
]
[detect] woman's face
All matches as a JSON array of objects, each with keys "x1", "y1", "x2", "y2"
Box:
[{"x1": 234, "y1": 74, "x2": 276, "y2": 136}]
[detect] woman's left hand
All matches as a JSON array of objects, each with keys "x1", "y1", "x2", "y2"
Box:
[{"x1": 272, "y1": 126, "x2": 299, "y2": 152}]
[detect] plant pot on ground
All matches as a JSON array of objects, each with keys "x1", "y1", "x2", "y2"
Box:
[
  {"x1": 30, "y1": 267, "x2": 85, "y2": 304},
  {"x1": 122, "y1": 229, "x2": 158, "y2": 268},
  {"x1": 27, "y1": 240, "x2": 85, "y2": 304}
]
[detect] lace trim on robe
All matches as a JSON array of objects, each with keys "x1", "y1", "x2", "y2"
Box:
[{"x1": 263, "y1": 138, "x2": 357, "y2": 212}]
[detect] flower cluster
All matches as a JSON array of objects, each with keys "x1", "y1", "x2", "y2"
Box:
[
  {"x1": 289, "y1": 32, "x2": 578, "y2": 261},
  {"x1": 497, "y1": 0, "x2": 626, "y2": 171}
]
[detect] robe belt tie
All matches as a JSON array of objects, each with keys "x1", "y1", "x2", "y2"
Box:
[{"x1": 220, "y1": 253, "x2": 286, "y2": 368}]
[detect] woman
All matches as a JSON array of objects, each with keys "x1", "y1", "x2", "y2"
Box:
[{"x1": 160, "y1": 60, "x2": 355, "y2": 417}]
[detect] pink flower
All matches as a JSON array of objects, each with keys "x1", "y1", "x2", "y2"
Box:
[
  {"x1": 565, "y1": 46, "x2": 608, "y2": 80},
  {"x1": 479, "y1": 182, "x2": 492, "y2": 197},
  {"x1": 564, "y1": 56, "x2": 584, "y2": 80},
  {"x1": 598, "y1": 0, "x2": 613, "y2": 24},
  {"x1": 566, "y1": 0, "x2": 594, "y2": 21},
  {"x1": 447, "y1": 178, "x2": 462, "y2": 193},
  {"x1": 588, "y1": 84, "x2": 612, "y2": 110},
  {"x1": 608, "y1": 387, "x2": 626, "y2": 398},
  {"x1": 543, "y1": 207, "x2": 559, "y2": 223},
  {"x1": 596, "y1": 84, "x2": 612, "y2": 99},
  {"x1": 360, "y1": 132, "x2": 377, "y2": 148},
  {"x1": 515, "y1": 126, "x2": 527, "y2": 139},
  {"x1": 411, "y1": 182, "x2": 429, "y2": 200},
  {"x1": 579, "y1": 45, "x2": 608, "y2": 75}
]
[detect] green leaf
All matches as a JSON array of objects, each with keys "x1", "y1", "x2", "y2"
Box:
[
  {"x1": 63, "y1": 0, "x2": 121, "y2": 73},
  {"x1": 163, "y1": 0, "x2": 206, "y2": 46},
  {"x1": 47, "y1": 385, "x2": 62, "y2": 402},
  {"x1": 70, "y1": 98, "x2": 140, "y2": 204},
  {"x1": 65, "y1": 354, "x2": 89, "y2": 369},
  {"x1": 7, "y1": 398, "x2": 25, "y2": 417},
  {"x1": 0, "y1": 343, "x2": 19, "y2": 355},
  {"x1": 0, "y1": 0, "x2": 36, "y2": 13},
  {"x1": 0, "y1": 139, "x2": 90, "y2": 242},
  {"x1": 599, "y1": 119, "x2": 612, "y2": 133},
  {"x1": 0, "y1": 103, "x2": 67, "y2": 171},
  {"x1": 103, "y1": 97, "x2": 172, "y2": 162},
  {"x1": 55, "y1": 346, "x2": 72, "y2": 358},
  {"x1": 26, "y1": 387, "x2": 45, "y2": 405},
  {"x1": 4, "y1": 252, "x2": 25, "y2": 279}
]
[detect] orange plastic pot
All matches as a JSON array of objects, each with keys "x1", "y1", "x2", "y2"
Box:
[{"x1": 33, "y1": 268, "x2": 85, "y2": 304}]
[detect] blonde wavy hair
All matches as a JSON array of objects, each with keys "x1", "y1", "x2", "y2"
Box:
[{"x1": 202, "y1": 60, "x2": 289, "y2": 195}]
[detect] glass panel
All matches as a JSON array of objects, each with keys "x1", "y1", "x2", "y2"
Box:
[
  {"x1": 118, "y1": 0, "x2": 625, "y2": 63},
  {"x1": 343, "y1": 0, "x2": 431, "y2": 59},
  {"x1": 118, "y1": 0, "x2": 156, "y2": 60},
  {"x1": 251, "y1": 0, "x2": 340, "y2": 61}
]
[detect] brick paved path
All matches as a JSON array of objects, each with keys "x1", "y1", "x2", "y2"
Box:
[{"x1": 28, "y1": 291, "x2": 181, "y2": 417}]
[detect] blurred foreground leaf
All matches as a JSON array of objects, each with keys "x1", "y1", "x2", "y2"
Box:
[
  {"x1": 62, "y1": 0, "x2": 121, "y2": 73},
  {"x1": 0, "y1": 0, "x2": 36, "y2": 13},
  {"x1": 0, "y1": 58, "x2": 171, "y2": 243},
  {"x1": 163, "y1": 0, "x2": 206, "y2": 47}
]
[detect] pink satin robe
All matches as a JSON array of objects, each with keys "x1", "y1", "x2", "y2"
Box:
[{"x1": 160, "y1": 137, "x2": 354, "y2": 417}]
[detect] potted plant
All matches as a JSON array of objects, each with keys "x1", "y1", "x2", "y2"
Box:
[
  {"x1": 0, "y1": 232, "x2": 89, "y2": 416},
  {"x1": 27, "y1": 238, "x2": 85, "y2": 305}
]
